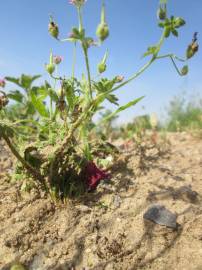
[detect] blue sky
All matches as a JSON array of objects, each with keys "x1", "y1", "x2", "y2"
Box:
[{"x1": 0, "y1": 0, "x2": 201, "y2": 123}]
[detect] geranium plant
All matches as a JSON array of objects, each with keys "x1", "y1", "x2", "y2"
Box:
[{"x1": 0, "y1": 0, "x2": 198, "y2": 200}]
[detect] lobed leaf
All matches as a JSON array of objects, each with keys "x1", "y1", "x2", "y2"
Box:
[{"x1": 30, "y1": 91, "x2": 49, "y2": 118}]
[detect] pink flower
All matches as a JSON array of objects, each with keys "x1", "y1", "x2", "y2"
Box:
[
  {"x1": 115, "y1": 76, "x2": 124, "y2": 83},
  {"x1": 83, "y1": 161, "x2": 110, "y2": 191},
  {"x1": 68, "y1": 32, "x2": 76, "y2": 39},
  {"x1": 0, "y1": 79, "x2": 6, "y2": 88},
  {"x1": 69, "y1": 0, "x2": 86, "y2": 7},
  {"x1": 53, "y1": 55, "x2": 63, "y2": 65}
]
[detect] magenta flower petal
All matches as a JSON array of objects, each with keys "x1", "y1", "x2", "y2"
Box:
[
  {"x1": 0, "y1": 79, "x2": 6, "y2": 88},
  {"x1": 84, "y1": 162, "x2": 110, "y2": 191}
]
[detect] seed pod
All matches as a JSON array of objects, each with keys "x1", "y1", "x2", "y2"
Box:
[
  {"x1": 45, "y1": 51, "x2": 56, "y2": 75},
  {"x1": 45, "y1": 64, "x2": 55, "y2": 75},
  {"x1": 181, "y1": 65, "x2": 189, "y2": 76},
  {"x1": 57, "y1": 86, "x2": 66, "y2": 115},
  {"x1": 96, "y1": 3, "x2": 109, "y2": 42},
  {"x1": 186, "y1": 42, "x2": 199, "y2": 59},
  {"x1": 174, "y1": 17, "x2": 186, "y2": 28},
  {"x1": 96, "y1": 23, "x2": 109, "y2": 42},
  {"x1": 98, "y1": 63, "x2": 106, "y2": 74},
  {"x1": 48, "y1": 18, "x2": 59, "y2": 39},
  {"x1": 157, "y1": 6, "x2": 166, "y2": 20},
  {"x1": 97, "y1": 50, "x2": 108, "y2": 74},
  {"x1": 57, "y1": 98, "x2": 66, "y2": 112}
]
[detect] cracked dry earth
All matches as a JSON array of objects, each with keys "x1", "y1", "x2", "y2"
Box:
[{"x1": 0, "y1": 132, "x2": 202, "y2": 270}]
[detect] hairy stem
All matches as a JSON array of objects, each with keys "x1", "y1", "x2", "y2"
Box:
[
  {"x1": 156, "y1": 54, "x2": 185, "y2": 76},
  {"x1": 1, "y1": 132, "x2": 46, "y2": 186},
  {"x1": 96, "y1": 56, "x2": 155, "y2": 103},
  {"x1": 77, "y1": 7, "x2": 83, "y2": 31},
  {"x1": 72, "y1": 42, "x2": 77, "y2": 81},
  {"x1": 82, "y1": 46, "x2": 92, "y2": 99},
  {"x1": 77, "y1": 6, "x2": 92, "y2": 99},
  {"x1": 170, "y1": 56, "x2": 182, "y2": 76},
  {"x1": 156, "y1": 54, "x2": 186, "y2": 62}
]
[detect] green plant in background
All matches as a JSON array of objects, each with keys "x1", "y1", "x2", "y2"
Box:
[
  {"x1": 0, "y1": 0, "x2": 198, "y2": 201},
  {"x1": 166, "y1": 94, "x2": 202, "y2": 131},
  {"x1": 120, "y1": 115, "x2": 153, "y2": 140},
  {"x1": 98, "y1": 109, "x2": 119, "y2": 140}
]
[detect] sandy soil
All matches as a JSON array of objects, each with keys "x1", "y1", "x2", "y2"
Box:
[{"x1": 0, "y1": 132, "x2": 202, "y2": 270}]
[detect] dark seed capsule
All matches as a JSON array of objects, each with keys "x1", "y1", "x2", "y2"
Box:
[{"x1": 48, "y1": 21, "x2": 59, "y2": 39}]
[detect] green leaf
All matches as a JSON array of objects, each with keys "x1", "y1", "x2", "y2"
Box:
[
  {"x1": 20, "y1": 74, "x2": 41, "y2": 90},
  {"x1": 30, "y1": 91, "x2": 49, "y2": 117},
  {"x1": 172, "y1": 29, "x2": 178, "y2": 37},
  {"x1": 5, "y1": 74, "x2": 41, "y2": 90},
  {"x1": 26, "y1": 101, "x2": 36, "y2": 115},
  {"x1": 101, "y1": 96, "x2": 145, "y2": 123},
  {"x1": 37, "y1": 86, "x2": 48, "y2": 101},
  {"x1": 48, "y1": 88, "x2": 59, "y2": 102},
  {"x1": 7, "y1": 90, "x2": 24, "y2": 103},
  {"x1": 158, "y1": 22, "x2": 165, "y2": 28},
  {"x1": 106, "y1": 94, "x2": 119, "y2": 105},
  {"x1": 5, "y1": 76, "x2": 21, "y2": 87},
  {"x1": 143, "y1": 46, "x2": 158, "y2": 57},
  {"x1": 63, "y1": 81, "x2": 76, "y2": 112}
]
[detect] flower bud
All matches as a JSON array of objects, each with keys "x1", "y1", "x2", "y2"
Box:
[
  {"x1": 157, "y1": 6, "x2": 166, "y2": 20},
  {"x1": 83, "y1": 37, "x2": 95, "y2": 49},
  {"x1": 0, "y1": 79, "x2": 6, "y2": 88},
  {"x1": 181, "y1": 65, "x2": 189, "y2": 76},
  {"x1": 53, "y1": 56, "x2": 62, "y2": 65},
  {"x1": 69, "y1": 0, "x2": 86, "y2": 7},
  {"x1": 48, "y1": 18, "x2": 59, "y2": 39},
  {"x1": 174, "y1": 17, "x2": 186, "y2": 28},
  {"x1": 96, "y1": 3, "x2": 109, "y2": 42}
]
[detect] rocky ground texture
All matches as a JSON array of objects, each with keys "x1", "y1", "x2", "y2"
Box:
[{"x1": 0, "y1": 132, "x2": 202, "y2": 270}]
